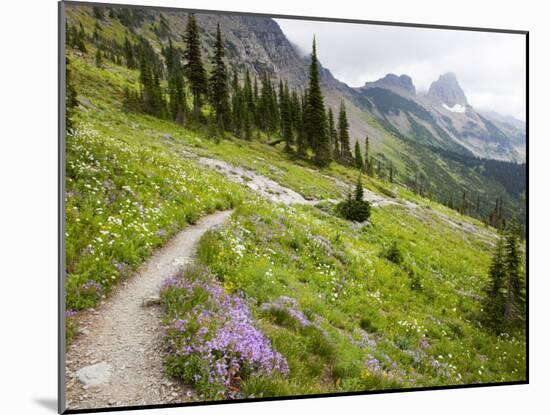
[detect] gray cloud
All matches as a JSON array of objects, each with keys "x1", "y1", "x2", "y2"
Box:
[{"x1": 275, "y1": 18, "x2": 526, "y2": 121}]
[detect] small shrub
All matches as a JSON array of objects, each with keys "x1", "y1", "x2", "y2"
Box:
[
  {"x1": 382, "y1": 241, "x2": 403, "y2": 265},
  {"x1": 336, "y1": 199, "x2": 371, "y2": 222}
]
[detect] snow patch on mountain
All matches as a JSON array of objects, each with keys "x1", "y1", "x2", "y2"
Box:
[{"x1": 442, "y1": 103, "x2": 466, "y2": 113}]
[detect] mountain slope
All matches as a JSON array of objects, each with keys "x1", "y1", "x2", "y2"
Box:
[
  {"x1": 357, "y1": 72, "x2": 525, "y2": 162},
  {"x1": 65, "y1": 5, "x2": 525, "y2": 224}
]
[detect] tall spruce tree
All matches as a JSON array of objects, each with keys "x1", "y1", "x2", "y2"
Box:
[
  {"x1": 305, "y1": 38, "x2": 331, "y2": 167},
  {"x1": 231, "y1": 71, "x2": 243, "y2": 137},
  {"x1": 209, "y1": 23, "x2": 230, "y2": 130},
  {"x1": 354, "y1": 141, "x2": 363, "y2": 170},
  {"x1": 338, "y1": 99, "x2": 353, "y2": 165},
  {"x1": 503, "y1": 224, "x2": 525, "y2": 322},
  {"x1": 483, "y1": 234, "x2": 507, "y2": 328},
  {"x1": 354, "y1": 174, "x2": 364, "y2": 201},
  {"x1": 327, "y1": 107, "x2": 339, "y2": 161},
  {"x1": 296, "y1": 91, "x2": 309, "y2": 159},
  {"x1": 280, "y1": 81, "x2": 293, "y2": 152},
  {"x1": 183, "y1": 13, "x2": 207, "y2": 118},
  {"x1": 243, "y1": 70, "x2": 254, "y2": 140},
  {"x1": 124, "y1": 36, "x2": 136, "y2": 69}
]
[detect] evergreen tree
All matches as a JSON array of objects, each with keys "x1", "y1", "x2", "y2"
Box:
[
  {"x1": 231, "y1": 72, "x2": 243, "y2": 137},
  {"x1": 305, "y1": 38, "x2": 331, "y2": 167},
  {"x1": 183, "y1": 13, "x2": 207, "y2": 118},
  {"x1": 354, "y1": 141, "x2": 363, "y2": 170},
  {"x1": 503, "y1": 224, "x2": 525, "y2": 322},
  {"x1": 243, "y1": 70, "x2": 254, "y2": 140},
  {"x1": 338, "y1": 99, "x2": 353, "y2": 165},
  {"x1": 483, "y1": 234, "x2": 506, "y2": 328},
  {"x1": 209, "y1": 23, "x2": 230, "y2": 130},
  {"x1": 327, "y1": 107, "x2": 339, "y2": 161},
  {"x1": 354, "y1": 174, "x2": 364, "y2": 201},
  {"x1": 165, "y1": 39, "x2": 187, "y2": 124},
  {"x1": 482, "y1": 223, "x2": 525, "y2": 330},
  {"x1": 124, "y1": 37, "x2": 136, "y2": 69},
  {"x1": 389, "y1": 162, "x2": 394, "y2": 183},
  {"x1": 296, "y1": 91, "x2": 309, "y2": 159},
  {"x1": 280, "y1": 81, "x2": 293, "y2": 152},
  {"x1": 138, "y1": 52, "x2": 165, "y2": 118}
]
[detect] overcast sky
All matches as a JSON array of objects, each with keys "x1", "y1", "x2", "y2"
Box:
[{"x1": 275, "y1": 19, "x2": 526, "y2": 121}]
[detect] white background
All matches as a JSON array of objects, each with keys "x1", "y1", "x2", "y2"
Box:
[{"x1": 0, "y1": 0, "x2": 545, "y2": 413}]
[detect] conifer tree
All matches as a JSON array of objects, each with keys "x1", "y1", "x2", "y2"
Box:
[
  {"x1": 231, "y1": 72, "x2": 243, "y2": 137},
  {"x1": 124, "y1": 37, "x2": 136, "y2": 69},
  {"x1": 354, "y1": 141, "x2": 363, "y2": 170},
  {"x1": 165, "y1": 39, "x2": 186, "y2": 124},
  {"x1": 338, "y1": 99, "x2": 353, "y2": 165},
  {"x1": 209, "y1": 23, "x2": 230, "y2": 130},
  {"x1": 296, "y1": 91, "x2": 309, "y2": 159},
  {"x1": 354, "y1": 174, "x2": 364, "y2": 201},
  {"x1": 305, "y1": 38, "x2": 331, "y2": 167},
  {"x1": 389, "y1": 162, "x2": 394, "y2": 183},
  {"x1": 280, "y1": 82, "x2": 293, "y2": 152},
  {"x1": 184, "y1": 13, "x2": 207, "y2": 118},
  {"x1": 483, "y1": 234, "x2": 506, "y2": 328},
  {"x1": 243, "y1": 70, "x2": 254, "y2": 140},
  {"x1": 327, "y1": 107, "x2": 339, "y2": 161},
  {"x1": 503, "y1": 224, "x2": 525, "y2": 322}
]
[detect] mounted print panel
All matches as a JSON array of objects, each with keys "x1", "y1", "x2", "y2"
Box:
[{"x1": 59, "y1": 1, "x2": 528, "y2": 413}]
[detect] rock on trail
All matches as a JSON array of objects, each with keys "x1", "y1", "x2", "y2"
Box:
[{"x1": 65, "y1": 210, "x2": 233, "y2": 410}]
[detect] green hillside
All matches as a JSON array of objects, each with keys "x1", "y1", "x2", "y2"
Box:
[{"x1": 64, "y1": 3, "x2": 526, "y2": 401}]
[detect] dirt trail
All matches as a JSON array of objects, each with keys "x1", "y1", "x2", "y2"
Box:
[{"x1": 65, "y1": 210, "x2": 233, "y2": 410}]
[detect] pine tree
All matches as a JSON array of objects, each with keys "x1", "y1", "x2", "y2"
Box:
[
  {"x1": 338, "y1": 99, "x2": 353, "y2": 165},
  {"x1": 138, "y1": 52, "x2": 165, "y2": 118},
  {"x1": 231, "y1": 72, "x2": 243, "y2": 137},
  {"x1": 305, "y1": 38, "x2": 331, "y2": 167},
  {"x1": 165, "y1": 39, "x2": 186, "y2": 124},
  {"x1": 209, "y1": 23, "x2": 230, "y2": 130},
  {"x1": 296, "y1": 91, "x2": 309, "y2": 159},
  {"x1": 354, "y1": 141, "x2": 363, "y2": 170},
  {"x1": 482, "y1": 233, "x2": 506, "y2": 328},
  {"x1": 280, "y1": 81, "x2": 293, "y2": 152},
  {"x1": 354, "y1": 174, "x2": 364, "y2": 201},
  {"x1": 389, "y1": 162, "x2": 394, "y2": 183},
  {"x1": 503, "y1": 224, "x2": 525, "y2": 322},
  {"x1": 184, "y1": 13, "x2": 207, "y2": 118},
  {"x1": 327, "y1": 107, "x2": 339, "y2": 161},
  {"x1": 124, "y1": 37, "x2": 136, "y2": 69},
  {"x1": 243, "y1": 70, "x2": 254, "y2": 140}
]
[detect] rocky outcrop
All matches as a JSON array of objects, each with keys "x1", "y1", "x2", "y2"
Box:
[{"x1": 427, "y1": 72, "x2": 468, "y2": 107}]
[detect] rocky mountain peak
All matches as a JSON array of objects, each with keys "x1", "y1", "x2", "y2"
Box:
[
  {"x1": 427, "y1": 72, "x2": 468, "y2": 107},
  {"x1": 365, "y1": 73, "x2": 416, "y2": 95}
]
